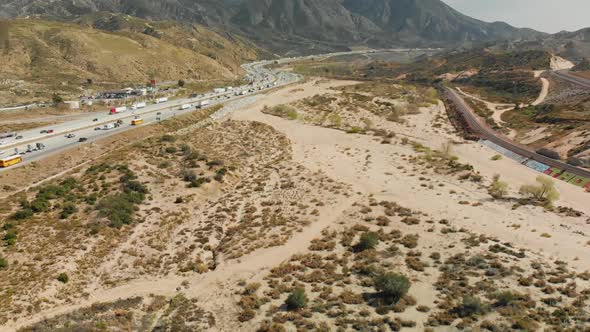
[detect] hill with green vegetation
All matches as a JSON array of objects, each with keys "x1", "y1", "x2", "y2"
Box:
[{"x1": 572, "y1": 58, "x2": 590, "y2": 72}]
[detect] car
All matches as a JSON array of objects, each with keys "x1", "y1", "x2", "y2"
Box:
[
  {"x1": 15, "y1": 135, "x2": 23, "y2": 140},
  {"x1": 94, "y1": 127, "x2": 101, "y2": 131},
  {"x1": 40, "y1": 130, "x2": 47, "y2": 134},
  {"x1": 47, "y1": 129, "x2": 54, "y2": 134},
  {"x1": 156, "y1": 112, "x2": 161, "y2": 115},
  {"x1": 65, "y1": 134, "x2": 76, "y2": 139},
  {"x1": 78, "y1": 137, "x2": 88, "y2": 142},
  {"x1": 93, "y1": 118, "x2": 98, "y2": 122}
]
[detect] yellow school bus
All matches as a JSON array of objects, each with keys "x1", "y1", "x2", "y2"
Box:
[
  {"x1": 0, "y1": 155, "x2": 23, "y2": 168},
  {"x1": 131, "y1": 118, "x2": 144, "y2": 126}
]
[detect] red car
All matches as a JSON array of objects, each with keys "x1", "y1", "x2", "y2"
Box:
[{"x1": 47, "y1": 129, "x2": 54, "y2": 133}]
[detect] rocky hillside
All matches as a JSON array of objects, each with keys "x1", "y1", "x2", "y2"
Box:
[
  {"x1": 0, "y1": 0, "x2": 547, "y2": 54},
  {"x1": 0, "y1": 14, "x2": 260, "y2": 104}
]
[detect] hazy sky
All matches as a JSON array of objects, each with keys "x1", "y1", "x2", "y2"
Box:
[{"x1": 442, "y1": 0, "x2": 589, "y2": 33}]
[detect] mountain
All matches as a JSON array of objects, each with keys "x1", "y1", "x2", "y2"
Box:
[
  {"x1": 490, "y1": 27, "x2": 590, "y2": 63},
  {"x1": 0, "y1": 0, "x2": 548, "y2": 54},
  {"x1": 0, "y1": 14, "x2": 260, "y2": 105},
  {"x1": 341, "y1": 0, "x2": 542, "y2": 44}
]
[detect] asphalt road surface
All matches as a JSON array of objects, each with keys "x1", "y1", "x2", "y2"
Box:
[
  {"x1": 0, "y1": 50, "x2": 394, "y2": 171},
  {"x1": 446, "y1": 87, "x2": 590, "y2": 179},
  {"x1": 0, "y1": 59, "x2": 299, "y2": 171}
]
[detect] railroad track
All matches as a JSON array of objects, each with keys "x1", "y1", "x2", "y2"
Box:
[
  {"x1": 550, "y1": 70, "x2": 590, "y2": 89},
  {"x1": 445, "y1": 87, "x2": 590, "y2": 179}
]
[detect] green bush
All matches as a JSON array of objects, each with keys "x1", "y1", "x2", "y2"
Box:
[
  {"x1": 214, "y1": 168, "x2": 228, "y2": 182},
  {"x1": 286, "y1": 288, "x2": 307, "y2": 310},
  {"x1": 454, "y1": 295, "x2": 489, "y2": 317},
  {"x1": 31, "y1": 197, "x2": 51, "y2": 212},
  {"x1": 60, "y1": 202, "x2": 78, "y2": 219},
  {"x1": 488, "y1": 174, "x2": 509, "y2": 199},
  {"x1": 165, "y1": 146, "x2": 178, "y2": 154},
  {"x1": 373, "y1": 272, "x2": 410, "y2": 301},
  {"x1": 0, "y1": 256, "x2": 7, "y2": 269},
  {"x1": 519, "y1": 176, "x2": 559, "y2": 203},
  {"x1": 356, "y1": 232, "x2": 379, "y2": 251},
  {"x1": 3, "y1": 229, "x2": 17, "y2": 245},
  {"x1": 161, "y1": 134, "x2": 176, "y2": 142},
  {"x1": 96, "y1": 169, "x2": 148, "y2": 228},
  {"x1": 57, "y1": 272, "x2": 69, "y2": 283},
  {"x1": 11, "y1": 208, "x2": 33, "y2": 220}
]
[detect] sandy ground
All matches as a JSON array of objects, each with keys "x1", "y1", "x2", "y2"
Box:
[
  {"x1": 551, "y1": 55, "x2": 575, "y2": 70},
  {"x1": 230, "y1": 80, "x2": 590, "y2": 270},
  {"x1": 5, "y1": 78, "x2": 590, "y2": 331},
  {"x1": 520, "y1": 126, "x2": 550, "y2": 145},
  {"x1": 531, "y1": 77, "x2": 549, "y2": 106}
]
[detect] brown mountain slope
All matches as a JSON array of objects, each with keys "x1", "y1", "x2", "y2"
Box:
[{"x1": 0, "y1": 15, "x2": 260, "y2": 105}]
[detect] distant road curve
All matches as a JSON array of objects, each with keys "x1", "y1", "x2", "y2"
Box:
[
  {"x1": 445, "y1": 87, "x2": 590, "y2": 179},
  {"x1": 550, "y1": 70, "x2": 590, "y2": 89}
]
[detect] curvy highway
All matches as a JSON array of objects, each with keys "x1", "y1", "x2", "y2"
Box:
[{"x1": 0, "y1": 59, "x2": 302, "y2": 171}]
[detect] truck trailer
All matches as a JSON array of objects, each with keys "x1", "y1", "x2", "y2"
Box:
[
  {"x1": 132, "y1": 102, "x2": 147, "y2": 110},
  {"x1": 195, "y1": 100, "x2": 210, "y2": 108},
  {"x1": 109, "y1": 106, "x2": 127, "y2": 114}
]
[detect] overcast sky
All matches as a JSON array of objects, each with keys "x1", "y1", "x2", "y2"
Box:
[{"x1": 442, "y1": 0, "x2": 589, "y2": 33}]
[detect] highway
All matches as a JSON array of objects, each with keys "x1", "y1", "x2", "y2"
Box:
[
  {"x1": 1, "y1": 49, "x2": 397, "y2": 170},
  {"x1": 0, "y1": 59, "x2": 301, "y2": 170},
  {"x1": 0, "y1": 48, "x2": 449, "y2": 171},
  {"x1": 445, "y1": 87, "x2": 590, "y2": 179}
]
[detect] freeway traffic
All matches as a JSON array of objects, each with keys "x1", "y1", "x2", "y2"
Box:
[
  {"x1": 445, "y1": 87, "x2": 590, "y2": 179},
  {"x1": 0, "y1": 59, "x2": 301, "y2": 170}
]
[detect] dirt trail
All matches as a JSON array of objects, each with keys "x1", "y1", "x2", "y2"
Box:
[{"x1": 532, "y1": 77, "x2": 550, "y2": 106}]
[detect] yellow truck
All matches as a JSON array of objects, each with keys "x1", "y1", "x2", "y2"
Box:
[
  {"x1": 0, "y1": 155, "x2": 23, "y2": 168},
  {"x1": 131, "y1": 118, "x2": 144, "y2": 126}
]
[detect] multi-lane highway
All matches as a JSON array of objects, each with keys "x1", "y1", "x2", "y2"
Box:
[
  {"x1": 0, "y1": 59, "x2": 302, "y2": 170},
  {"x1": 0, "y1": 48, "x2": 451, "y2": 171},
  {"x1": 446, "y1": 87, "x2": 590, "y2": 179},
  {"x1": 2, "y1": 49, "x2": 414, "y2": 170}
]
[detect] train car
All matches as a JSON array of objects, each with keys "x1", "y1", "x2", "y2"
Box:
[
  {"x1": 524, "y1": 160, "x2": 550, "y2": 173},
  {"x1": 568, "y1": 176, "x2": 590, "y2": 188},
  {"x1": 545, "y1": 167, "x2": 563, "y2": 178},
  {"x1": 558, "y1": 171, "x2": 576, "y2": 182}
]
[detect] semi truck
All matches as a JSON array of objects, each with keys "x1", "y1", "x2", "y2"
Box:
[
  {"x1": 0, "y1": 132, "x2": 17, "y2": 139},
  {"x1": 155, "y1": 97, "x2": 169, "y2": 104},
  {"x1": 109, "y1": 106, "x2": 127, "y2": 114},
  {"x1": 132, "y1": 102, "x2": 147, "y2": 110},
  {"x1": 213, "y1": 88, "x2": 226, "y2": 94},
  {"x1": 196, "y1": 100, "x2": 210, "y2": 108}
]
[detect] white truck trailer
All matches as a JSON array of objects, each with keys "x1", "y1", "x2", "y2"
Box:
[
  {"x1": 132, "y1": 102, "x2": 147, "y2": 110},
  {"x1": 196, "y1": 100, "x2": 210, "y2": 108},
  {"x1": 109, "y1": 106, "x2": 127, "y2": 114}
]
